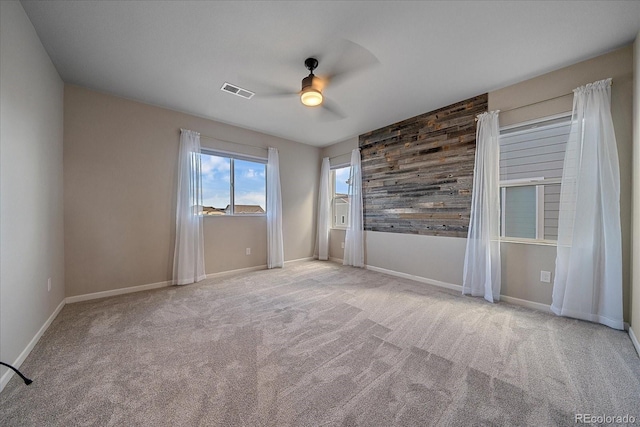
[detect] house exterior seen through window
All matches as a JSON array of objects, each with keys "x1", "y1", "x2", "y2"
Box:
[
  {"x1": 499, "y1": 114, "x2": 571, "y2": 242},
  {"x1": 332, "y1": 166, "x2": 350, "y2": 228},
  {"x1": 200, "y1": 151, "x2": 266, "y2": 215}
]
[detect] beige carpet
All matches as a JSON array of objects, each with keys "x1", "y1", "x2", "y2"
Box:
[{"x1": 1, "y1": 261, "x2": 639, "y2": 426}]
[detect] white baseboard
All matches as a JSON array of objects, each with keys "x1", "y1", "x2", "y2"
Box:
[
  {"x1": 365, "y1": 264, "x2": 463, "y2": 293},
  {"x1": 365, "y1": 264, "x2": 555, "y2": 313},
  {"x1": 206, "y1": 265, "x2": 266, "y2": 278},
  {"x1": 285, "y1": 257, "x2": 315, "y2": 264},
  {"x1": 629, "y1": 327, "x2": 640, "y2": 357},
  {"x1": 67, "y1": 257, "x2": 317, "y2": 304},
  {"x1": 499, "y1": 295, "x2": 551, "y2": 313},
  {"x1": 0, "y1": 298, "x2": 66, "y2": 392},
  {"x1": 65, "y1": 279, "x2": 173, "y2": 303}
]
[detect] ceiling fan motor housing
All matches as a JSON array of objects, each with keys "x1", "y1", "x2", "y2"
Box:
[
  {"x1": 301, "y1": 74, "x2": 317, "y2": 91},
  {"x1": 300, "y1": 57, "x2": 323, "y2": 107}
]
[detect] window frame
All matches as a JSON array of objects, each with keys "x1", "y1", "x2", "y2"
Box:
[
  {"x1": 498, "y1": 112, "x2": 571, "y2": 246},
  {"x1": 499, "y1": 178, "x2": 560, "y2": 245},
  {"x1": 331, "y1": 163, "x2": 351, "y2": 230},
  {"x1": 200, "y1": 148, "x2": 267, "y2": 217}
]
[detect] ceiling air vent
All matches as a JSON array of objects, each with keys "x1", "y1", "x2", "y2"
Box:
[{"x1": 220, "y1": 82, "x2": 254, "y2": 99}]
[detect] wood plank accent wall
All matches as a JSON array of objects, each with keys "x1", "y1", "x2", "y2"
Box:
[{"x1": 359, "y1": 94, "x2": 488, "y2": 237}]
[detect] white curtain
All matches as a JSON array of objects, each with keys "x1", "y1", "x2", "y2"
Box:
[
  {"x1": 462, "y1": 111, "x2": 501, "y2": 303},
  {"x1": 343, "y1": 149, "x2": 364, "y2": 267},
  {"x1": 551, "y1": 78, "x2": 623, "y2": 330},
  {"x1": 267, "y1": 147, "x2": 284, "y2": 268},
  {"x1": 316, "y1": 157, "x2": 331, "y2": 261},
  {"x1": 173, "y1": 129, "x2": 206, "y2": 285}
]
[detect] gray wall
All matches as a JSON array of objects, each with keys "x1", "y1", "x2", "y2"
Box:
[
  {"x1": 0, "y1": 1, "x2": 65, "y2": 387},
  {"x1": 631, "y1": 32, "x2": 640, "y2": 341},
  {"x1": 64, "y1": 85, "x2": 320, "y2": 297}
]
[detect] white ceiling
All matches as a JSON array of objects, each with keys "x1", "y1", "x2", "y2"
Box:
[{"x1": 21, "y1": 1, "x2": 640, "y2": 147}]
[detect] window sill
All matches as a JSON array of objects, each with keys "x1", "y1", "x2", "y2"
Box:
[
  {"x1": 331, "y1": 227, "x2": 348, "y2": 231},
  {"x1": 499, "y1": 238, "x2": 557, "y2": 247}
]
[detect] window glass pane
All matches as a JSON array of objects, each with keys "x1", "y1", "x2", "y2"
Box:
[
  {"x1": 502, "y1": 186, "x2": 536, "y2": 239},
  {"x1": 234, "y1": 159, "x2": 266, "y2": 214},
  {"x1": 333, "y1": 166, "x2": 350, "y2": 228},
  {"x1": 201, "y1": 153, "x2": 230, "y2": 215},
  {"x1": 499, "y1": 115, "x2": 570, "y2": 242},
  {"x1": 335, "y1": 167, "x2": 350, "y2": 195}
]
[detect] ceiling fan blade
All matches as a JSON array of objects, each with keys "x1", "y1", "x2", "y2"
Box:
[
  {"x1": 237, "y1": 75, "x2": 298, "y2": 99},
  {"x1": 252, "y1": 84, "x2": 298, "y2": 99},
  {"x1": 257, "y1": 91, "x2": 298, "y2": 99},
  {"x1": 318, "y1": 98, "x2": 346, "y2": 121},
  {"x1": 318, "y1": 39, "x2": 379, "y2": 87}
]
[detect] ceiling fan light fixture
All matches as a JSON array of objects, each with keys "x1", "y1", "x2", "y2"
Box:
[{"x1": 300, "y1": 86, "x2": 323, "y2": 107}]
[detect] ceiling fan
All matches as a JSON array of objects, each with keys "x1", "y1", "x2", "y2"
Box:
[
  {"x1": 294, "y1": 56, "x2": 349, "y2": 120},
  {"x1": 243, "y1": 39, "x2": 379, "y2": 121}
]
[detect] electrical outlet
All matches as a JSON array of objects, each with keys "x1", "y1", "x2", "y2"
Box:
[
  {"x1": 341, "y1": 242, "x2": 345, "y2": 249},
  {"x1": 47, "y1": 277, "x2": 51, "y2": 292},
  {"x1": 246, "y1": 248, "x2": 251, "y2": 255},
  {"x1": 540, "y1": 271, "x2": 551, "y2": 283}
]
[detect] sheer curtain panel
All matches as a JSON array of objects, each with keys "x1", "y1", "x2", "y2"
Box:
[
  {"x1": 462, "y1": 111, "x2": 501, "y2": 303},
  {"x1": 173, "y1": 129, "x2": 206, "y2": 285},
  {"x1": 267, "y1": 147, "x2": 284, "y2": 268},
  {"x1": 551, "y1": 78, "x2": 623, "y2": 330},
  {"x1": 316, "y1": 157, "x2": 331, "y2": 261},
  {"x1": 343, "y1": 149, "x2": 364, "y2": 267}
]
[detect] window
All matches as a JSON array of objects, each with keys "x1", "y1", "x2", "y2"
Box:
[
  {"x1": 200, "y1": 151, "x2": 266, "y2": 215},
  {"x1": 499, "y1": 114, "x2": 571, "y2": 242},
  {"x1": 332, "y1": 165, "x2": 350, "y2": 228}
]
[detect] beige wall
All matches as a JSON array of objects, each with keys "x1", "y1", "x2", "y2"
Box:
[
  {"x1": 322, "y1": 46, "x2": 634, "y2": 322},
  {"x1": 64, "y1": 85, "x2": 320, "y2": 297},
  {"x1": 322, "y1": 137, "x2": 356, "y2": 168},
  {"x1": 632, "y1": 32, "x2": 640, "y2": 342},
  {"x1": 490, "y1": 45, "x2": 634, "y2": 321},
  {"x1": 0, "y1": 1, "x2": 65, "y2": 387}
]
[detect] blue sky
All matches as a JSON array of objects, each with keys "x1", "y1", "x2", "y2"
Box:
[
  {"x1": 201, "y1": 154, "x2": 266, "y2": 210},
  {"x1": 201, "y1": 154, "x2": 349, "y2": 209},
  {"x1": 335, "y1": 166, "x2": 350, "y2": 195}
]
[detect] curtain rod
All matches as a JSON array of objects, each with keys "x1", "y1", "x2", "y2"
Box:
[
  {"x1": 500, "y1": 92, "x2": 573, "y2": 114},
  {"x1": 477, "y1": 81, "x2": 614, "y2": 121},
  {"x1": 328, "y1": 152, "x2": 351, "y2": 161},
  {"x1": 475, "y1": 92, "x2": 572, "y2": 122},
  {"x1": 198, "y1": 133, "x2": 268, "y2": 151}
]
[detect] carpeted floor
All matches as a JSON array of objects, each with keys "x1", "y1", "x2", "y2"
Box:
[{"x1": 1, "y1": 261, "x2": 639, "y2": 426}]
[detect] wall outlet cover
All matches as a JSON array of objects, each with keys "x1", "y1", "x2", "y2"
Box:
[
  {"x1": 540, "y1": 271, "x2": 552, "y2": 283},
  {"x1": 246, "y1": 248, "x2": 251, "y2": 255}
]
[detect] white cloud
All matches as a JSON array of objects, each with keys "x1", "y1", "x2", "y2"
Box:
[
  {"x1": 203, "y1": 193, "x2": 229, "y2": 209},
  {"x1": 201, "y1": 154, "x2": 230, "y2": 174}
]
